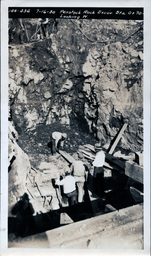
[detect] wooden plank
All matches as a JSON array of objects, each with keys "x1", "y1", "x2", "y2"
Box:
[
  {"x1": 31, "y1": 166, "x2": 38, "y2": 173},
  {"x1": 78, "y1": 149, "x2": 95, "y2": 158},
  {"x1": 78, "y1": 151, "x2": 118, "y2": 170},
  {"x1": 27, "y1": 188, "x2": 35, "y2": 199},
  {"x1": 105, "y1": 204, "x2": 116, "y2": 213},
  {"x1": 60, "y1": 212, "x2": 74, "y2": 225},
  {"x1": 79, "y1": 147, "x2": 125, "y2": 171},
  {"x1": 130, "y1": 187, "x2": 143, "y2": 203},
  {"x1": 78, "y1": 148, "x2": 94, "y2": 155},
  {"x1": 135, "y1": 152, "x2": 143, "y2": 166},
  {"x1": 27, "y1": 186, "x2": 42, "y2": 198},
  {"x1": 125, "y1": 161, "x2": 143, "y2": 184},
  {"x1": 105, "y1": 153, "x2": 126, "y2": 170},
  {"x1": 78, "y1": 151, "x2": 94, "y2": 160},
  {"x1": 59, "y1": 150, "x2": 75, "y2": 164},
  {"x1": 35, "y1": 182, "x2": 44, "y2": 197},
  {"x1": 81, "y1": 144, "x2": 96, "y2": 152},
  {"x1": 46, "y1": 204, "x2": 143, "y2": 248},
  {"x1": 57, "y1": 218, "x2": 143, "y2": 249},
  {"x1": 108, "y1": 123, "x2": 128, "y2": 155},
  {"x1": 104, "y1": 162, "x2": 113, "y2": 169}
]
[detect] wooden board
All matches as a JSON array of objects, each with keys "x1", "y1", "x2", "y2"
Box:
[
  {"x1": 105, "y1": 204, "x2": 116, "y2": 213},
  {"x1": 79, "y1": 145, "x2": 125, "y2": 171},
  {"x1": 108, "y1": 123, "x2": 128, "y2": 155},
  {"x1": 81, "y1": 144, "x2": 96, "y2": 152},
  {"x1": 56, "y1": 218, "x2": 143, "y2": 249},
  {"x1": 46, "y1": 203, "x2": 143, "y2": 249},
  {"x1": 130, "y1": 187, "x2": 143, "y2": 203},
  {"x1": 125, "y1": 161, "x2": 143, "y2": 184},
  {"x1": 78, "y1": 149, "x2": 95, "y2": 158},
  {"x1": 60, "y1": 212, "x2": 74, "y2": 225},
  {"x1": 135, "y1": 152, "x2": 143, "y2": 166},
  {"x1": 59, "y1": 150, "x2": 75, "y2": 164},
  {"x1": 105, "y1": 153, "x2": 126, "y2": 170},
  {"x1": 27, "y1": 186, "x2": 41, "y2": 198}
]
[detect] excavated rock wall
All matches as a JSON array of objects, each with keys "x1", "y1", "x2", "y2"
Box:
[
  {"x1": 82, "y1": 41, "x2": 143, "y2": 151},
  {"x1": 9, "y1": 19, "x2": 143, "y2": 152},
  {"x1": 8, "y1": 121, "x2": 31, "y2": 215}
]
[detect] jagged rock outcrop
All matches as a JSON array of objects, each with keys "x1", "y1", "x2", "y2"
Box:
[
  {"x1": 82, "y1": 40, "x2": 143, "y2": 151},
  {"x1": 9, "y1": 19, "x2": 143, "y2": 152},
  {"x1": 8, "y1": 121, "x2": 31, "y2": 215}
]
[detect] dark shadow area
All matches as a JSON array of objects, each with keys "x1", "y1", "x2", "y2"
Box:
[
  {"x1": 8, "y1": 171, "x2": 143, "y2": 239},
  {"x1": 112, "y1": 171, "x2": 129, "y2": 189},
  {"x1": 8, "y1": 198, "x2": 93, "y2": 238},
  {"x1": 86, "y1": 173, "x2": 94, "y2": 194},
  {"x1": 62, "y1": 202, "x2": 93, "y2": 223},
  {"x1": 105, "y1": 188, "x2": 139, "y2": 210},
  {"x1": 104, "y1": 177, "x2": 118, "y2": 191},
  {"x1": 70, "y1": 114, "x2": 90, "y2": 134},
  {"x1": 8, "y1": 209, "x2": 61, "y2": 237},
  {"x1": 47, "y1": 141, "x2": 53, "y2": 155},
  {"x1": 8, "y1": 182, "x2": 94, "y2": 238},
  {"x1": 9, "y1": 192, "x2": 61, "y2": 237}
]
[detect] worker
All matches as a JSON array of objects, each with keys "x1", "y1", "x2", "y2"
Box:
[
  {"x1": 51, "y1": 131, "x2": 67, "y2": 154},
  {"x1": 55, "y1": 171, "x2": 78, "y2": 206},
  {"x1": 71, "y1": 158, "x2": 89, "y2": 203},
  {"x1": 18, "y1": 18, "x2": 29, "y2": 43},
  {"x1": 92, "y1": 148, "x2": 105, "y2": 198},
  {"x1": 38, "y1": 18, "x2": 49, "y2": 39}
]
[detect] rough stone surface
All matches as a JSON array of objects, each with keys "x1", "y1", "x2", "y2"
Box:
[
  {"x1": 8, "y1": 121, "x2": 31, "y2": 216},
  {"x1": 8, "y1": 18, "x2": 143, "y2": 216},
  {"x1": 7, "y1": 18, "x2": 144, "y2": 248},
  {"x1": 9, "y1": 19, "x2": 143, "y2": 153}
]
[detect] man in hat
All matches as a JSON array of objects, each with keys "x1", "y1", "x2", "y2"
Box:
[
  {"x1": 51, "y1": 131, "x2": 67, "y2": 154},
  {"x1": 92, "y1": 148, "x2": 105, "y2": 198}
]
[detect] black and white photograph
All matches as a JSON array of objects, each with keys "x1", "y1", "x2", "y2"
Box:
[{"x1": 1, "y1": 0, "x2": 151, "y2": 254}]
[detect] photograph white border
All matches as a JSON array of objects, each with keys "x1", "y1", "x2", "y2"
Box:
[{"x1": 1, "y1": 0, "x2": 150, "y2": 255}]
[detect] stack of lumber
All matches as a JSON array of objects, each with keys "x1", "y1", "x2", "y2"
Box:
[
  {"x1": 78, "y1": 145, "x2": 95, "y2": 160},
  {"x1": 77, "y1": 123, "x2": 128, "y2": 171},
  {"x1": 58, "y1": 142, "x2": 126, "y2": 172},
  {"x1": 78, "y1": 144, "x2": 125, "y2": 171}
]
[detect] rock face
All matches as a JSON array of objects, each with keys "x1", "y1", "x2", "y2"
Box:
[
  {"x1": 9, "y1": 19, "x2": 143, "y2": 152},
  {"x1": 8, "y1": 121, "x2": 31, "y2": 215},
  {"x1": 82, "y1": 41, "x2": 143, "y2": 151}
]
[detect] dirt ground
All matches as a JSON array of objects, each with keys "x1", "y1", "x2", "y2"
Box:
[
  {"x1": 8, "y1": 121, "x2": 143, "y2": 246},
  {"x1": 17, "y1": 121, "x2": 97, "y2": 168}
]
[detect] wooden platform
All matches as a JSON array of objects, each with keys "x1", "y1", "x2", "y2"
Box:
[{"x1": 46, "y1": 203, "x2": 143, "y2": 249}]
